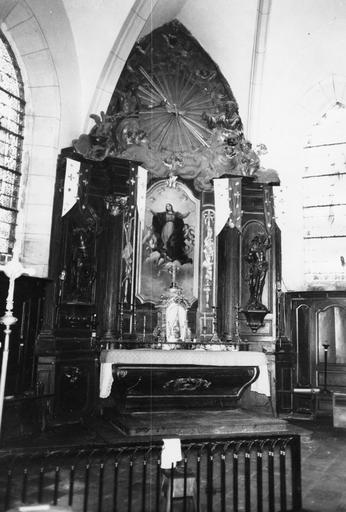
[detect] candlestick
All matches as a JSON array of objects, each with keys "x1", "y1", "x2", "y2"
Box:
[
  {"x1": 322, "y1": 343, "x2": 330, "y2": 394},
  {"x1": 212, "y1": 306, "x2": 216, "y2": 334},
  {"x1": 132, "y1": 303, "x2": 137, "y2": 334},
  {"x1": 119, "y1": 301, "x2": 124, "y2": 339},
  {"x1": 202, "y1": 312, "x2": 207, "y2": 335},
  {"x1": 0, "y1": 256, "x2": 34, "y2": 436},
  {"x1": 143, "y1": 315, "x2": 146, "y2": 341},
  {"x1": 171, "y1": 263, "x2": 176, "y2": 287}
]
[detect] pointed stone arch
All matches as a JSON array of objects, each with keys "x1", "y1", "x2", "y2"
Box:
[
  {"x1": 86, "y1": 0, "x2": 160, "y2": 132},
  {"x1": 300, "y1": 75, "x2": 346, "y2": 289},
  {"x1": 1, "y1": 1, "x2": 61, "y2": 276}
]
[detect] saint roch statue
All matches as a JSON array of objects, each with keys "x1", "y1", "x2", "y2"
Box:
[{"x1": 245, "y1": 234, "x2": 271, "y2": 310}]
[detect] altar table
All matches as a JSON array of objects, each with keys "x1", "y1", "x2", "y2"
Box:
[{"x1": 100, "y1": 349, "x2": 270, "y2": 411}]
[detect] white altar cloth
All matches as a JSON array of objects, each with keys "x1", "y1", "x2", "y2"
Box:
[{"x1": 99, "y1": 349, "x2": 271, "y2": 398}]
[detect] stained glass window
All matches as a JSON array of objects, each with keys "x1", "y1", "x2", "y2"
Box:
[
  {"x1": 0, "y1": 31, "x2": 25, "y2": 262},
  {"x1": 303, "y1": 102, "x2": 346, "y2": 286}
]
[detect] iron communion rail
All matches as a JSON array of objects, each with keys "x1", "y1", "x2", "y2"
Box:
[{"x1": 0, "y1": 433, "x2": 302, "y2": 512}]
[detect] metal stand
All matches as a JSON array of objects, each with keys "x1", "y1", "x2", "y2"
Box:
[
  {"x1": 321, "y1": 343, "x2": 331, "y2": 394},
  {"x1": 0, "y1": 257, "x2": 34, "y2": 438}
]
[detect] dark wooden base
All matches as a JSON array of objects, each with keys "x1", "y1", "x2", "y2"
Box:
[
  {"x1": 109, "y1": 409, "x2": 289, "y2": 437},
  {"x1": 111, "y1": 364, "x2": 258, "y2": 412}
]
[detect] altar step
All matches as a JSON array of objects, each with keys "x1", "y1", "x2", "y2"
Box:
[{"x1": 108, "y1": 408, "x2": 297, "y2": 438}]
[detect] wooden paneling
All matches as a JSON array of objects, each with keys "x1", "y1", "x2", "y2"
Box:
[{"x1": 285, "y1": 291, "x2": 346, "y2": 414}]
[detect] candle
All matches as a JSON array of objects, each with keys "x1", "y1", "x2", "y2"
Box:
[
  {"x1": 172, "y1": 263, "x2": 176, "y2": 286},
  {"x1": 143, "y1": 315, "x2": 146, "y2": 331}
]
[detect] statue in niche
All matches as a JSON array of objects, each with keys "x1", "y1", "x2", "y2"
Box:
[
  {"x1": 150, "y1": 203, "x2": 193, "y2": 266},
  {"x1": 166, "y1": 300, "x2": 187, "y2": 343},
  {"x1": 245, "y1": 234, "x2": 271, "y2": 310},
  {"x1": 68, "y1": 228, "x2": 96, "y2": 302},
  {"x1": 156, "y1": 285, "x2": 191, "y2": 347}
]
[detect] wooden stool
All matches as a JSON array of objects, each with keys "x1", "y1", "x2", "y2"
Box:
[
  {"x1": 161, "y1": 468, "x2": 197, "y2": 512},
  {"x1": 293, "y1": 387, "x2": 320, "y2": 419}
]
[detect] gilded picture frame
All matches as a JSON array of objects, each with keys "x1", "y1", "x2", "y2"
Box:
[{"x1": 136, "y1": 179, "x2": 200, "y2": 305}]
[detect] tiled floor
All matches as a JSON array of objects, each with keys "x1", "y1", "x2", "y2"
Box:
[
  {"x1": 1, "y1": 414, "x2": 346, "y2": 511},
  {"x1": 295, "y1": 417, "x2": 346, "y2": 512}
]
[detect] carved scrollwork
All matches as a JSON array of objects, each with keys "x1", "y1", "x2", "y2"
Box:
[
  {"x1": 163, "y1": 377, "x2": 211, "y2": 392},
  {"x1": 72, "y1": 21, "x2": 276, "y2": 190},
  {"x1": 63, "y1": 367, "x2": 81, "y2": 384},
  {"x1": 116, "y1": 369, "x2": 128, "y2": 379},
  {"x1": 104, "y1": 194, "x2": 128, "y2": 216}
]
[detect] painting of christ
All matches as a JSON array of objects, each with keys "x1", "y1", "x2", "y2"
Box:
[{"x1": 137, "y1": 180, "x2": 200, "y2": 305}]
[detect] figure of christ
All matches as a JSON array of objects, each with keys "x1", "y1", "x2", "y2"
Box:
[{"x1": 150, "y1": 203, "x2": 192, "y2": 265}]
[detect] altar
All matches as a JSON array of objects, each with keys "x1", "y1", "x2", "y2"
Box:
[
  {"x1": 38, "y1": 23, "x2": 282, "y2": 427},
  {"x1": 100, "y1": 349, "x2": 271, "y2": 413}
]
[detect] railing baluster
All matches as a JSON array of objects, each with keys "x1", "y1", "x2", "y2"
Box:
[
  {"x1": 38, "y1": 466, "x2": 44, "y2": 503},
  {"x1": 128, "y1": 458, "x2": 133, "y2": 512},
  {"x1": 196, "y1": 451, "x2": 201, "y2": 512},
  {"x1": 98, "y1": 462, "x2": 104, "y2": 512},
  {"x1": 291, "y1": 436, "x2": 302, "y2": 512},
  {"x1": 84, "y1": 463, "x2": 90, "y2": 512},
  {"x1": 141, "y1": 457, "x2": 147, "y2": 512},
  {"x1": 5, "y1": 468, "x2": 12, "y2": 510},
  {"x1": 53, "y1": 465, "x2": 60, "y2": 505},
  {"x1": 268, "y1": 444, "x2": 275, "y2": 512},
  {"x1": 113, "y1": 460, "x2": 119, "y2": 512},
  {"x1": 245, "y1": 447, "x2": 251, "y2": 512},
  {"x1": 256, "y1": 446, "x2": 263, "y2": 512},
  {"x1": 21, "y1": 467, "x2": 28, "y2": 503},
  {"x1": 0, "y1": 433, "x2": 302, "y2": 512},
  {"x1": 68, "y1": 464, "x2": 75, "y2": 507},
  {"x1": 155, "y1": 456, "x2": 161, "y2": 512},
  {"x1": 169, "y1": 464, "x2": 174, "y2": 512},
  {"x1": 183, "y1": 456, "x2": 188, "y2": 512},
  {"x1": 280, "y1": 445, "x2": 287, "y2": 512},
  {"x1": 221, "y1": 452, "x2": 226, "y2": 512},
  {"x1": 207, "y1": 445, "x2": 213, "y2": 512},
  {"x1": 233, "y1": 448, "x2": 238, "y2": 512}
]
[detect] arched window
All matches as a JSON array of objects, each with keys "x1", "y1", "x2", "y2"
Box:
[
  {"x1": 0, "y1": 30, "x2": 25, "y2": 263},
  {"x1": 303, "y1": 101, "x2": 346, "y2": 287}
]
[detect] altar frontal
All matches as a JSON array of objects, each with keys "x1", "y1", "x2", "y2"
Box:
[{"x1": 100, "y1": 349, "x2": 271, "y2": 413}]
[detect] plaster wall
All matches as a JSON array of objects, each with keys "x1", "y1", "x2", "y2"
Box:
[
  {"x1": 61, "y1": 0, "x2": 137, "y2": 128},
  {"x1": 177, "y1": 0, "x2": 257, "y2": 132},
  {"x1": 256, "y1": 0, "x2": 346, "y2": 291},
  {"x1": 2, "y1": 0, "x2": 346, "y2": 290}
]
